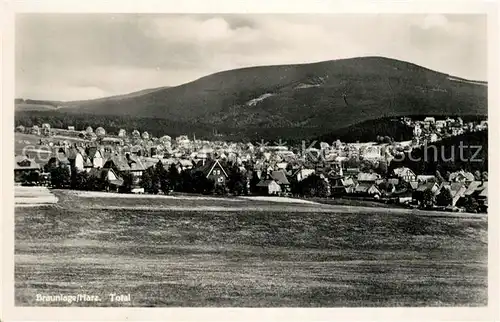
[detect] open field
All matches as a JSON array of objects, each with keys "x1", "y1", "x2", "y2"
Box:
[{"x1": 15, "y1": 190, "x2": 487, "y2": 307}]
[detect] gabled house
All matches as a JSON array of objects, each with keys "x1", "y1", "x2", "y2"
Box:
[
  {"x1": 416, "y1": 175, "x2": 436, "y2": 183},
  {"x1": 66, "y1": 147, "x2": 87, "y2": 173},
  {"x1": 14, "y1": 155, "x2": 41, "y2": 182},
  {"x1": 103, "y1": 155, "x2": 131, "y2": 172},
  {"x1": 88, "y1": 168, "x2": 124, "y2": 192},
  {"x1": 357, "y1": 172, "x2": 381, "y2": 183},
  {"x1": 86, "y1": 147, "x2": 104, "y2": 168},
  {"x1": 196, "y1": 159, "x2": 229, "y2": 185},
  {"x1": 355, "y1": 183, "x2": 382, "y2": 198},
  {"x1": 295, "y1": 168, "x2": 315, "y2": 182},
  {"x1": 126, "y1": 154, "x2": 146, "y2": 179},
  {"x1": 463, "y1": 181, "x2": 484, "y2": 198},
  {"x1": 409, "y1": 181, "x2": 419, "y2": 190},
  {"x1": 176, "y1": 159, "x2": 194, "y2": 173},
  {"x1": 392, "y1": 167, "x2": 417, "y2": 182},
  {"x1": 413, "y1": 181, "x2": 440, "y2": 203},
  {"x1": 344, "y1": 167, "x2": 360, "y2": 178},
  {"x1": 388, "y1": 178, "x2": 400, "y2": 186},
  {"x1": 438, "y1": 182, "x2": 467, "y2": 207},
  {"x1": 270, "y1": 170, "x2": 290, "y2": 194},
  {"x1": 256, "y1": 179, "x2": 281, "y2": 195},
  {"x1": 449, "y1": 171, "x2": 475, "y2": 183},
  {"x1": 46, "y1": 151, "x2": 71, "y2": 172},
  {"x1": 330, "y1": 175, "x2": 355, "y2": 195}
]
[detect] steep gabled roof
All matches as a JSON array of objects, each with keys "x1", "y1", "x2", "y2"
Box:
[
  {"x1": 87, "y1": 147, "x2": 102, "y2": 159},
  {"x1": 271, "y1": 170, "x2": 290, "y2": 185},
  {"x1": 393, "y1": 167, "x2": 414, "y2": 177},
  {"x1": 357, "y1": 172, "x2": 380, "y2": 182},
  {"x1": 177, "y1": 159, "x2": 194, "y2": 167},
  {"x1": 417, "y1": 181, "x2": 437, "y2": 192},
  {"x1": 128, "y1": 155, "x2": 146, "y2": 171},
  {"x1": 416, "y1": 175, "x2": 436, "y2": 182},
  {"x1": 355, "y1": 183, "x2": 373, "y2": 193},
  {"x1": 14, "y1": 155, "x2": 40, "y2": 170},
  {"x1": 104, "y1": 155, "x2": 131, "y2": 171},
  {"x1": 197, "y1": 159, "x2": 228, "y2": 178},
  {"x1": 464, "y1": 181, "x2": 482, "y2": 195}
]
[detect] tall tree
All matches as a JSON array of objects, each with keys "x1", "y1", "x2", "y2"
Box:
[
  {"x1": 168, "y1": 164, "x2": 181, "y2": 191},
  {"x1": 155, "y1": 161, "x2": 169, "y2": 194},
  {"x1": 50, "y1": 166, "x2": 71, "y2": 189},
  {"x1": 436, "y1": 188, "x2": 453, "y2": 207},
  {"x1": 422, "y1": 188, "x2": 435, "y2": 208},
  {"x1": 228, "y1": 166, "x2": 247, "y2": 195},
  {"x1": 74, "y1": 171, "x2": 89, "y2": 190}
]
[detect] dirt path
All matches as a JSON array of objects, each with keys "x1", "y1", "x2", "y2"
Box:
[{"x1": 15, "y1": 186, "x2": 58, "y2": 206}]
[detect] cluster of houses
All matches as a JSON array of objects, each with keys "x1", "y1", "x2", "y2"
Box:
[
  {"x1": 402, "y1": 116, "x2": 488, "y2": 145},
  {"x1": 14, "y1": 123, "x2": 488, "y2": 213}
]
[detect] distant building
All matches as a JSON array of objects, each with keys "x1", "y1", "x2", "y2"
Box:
[
  {"x1": 392, "y1": 167, "x2": 416, "y2": 183},
  {"x1": 435, "y1": 120, "x2": 446, "y2": 129},
  {"x1": 424, "y1": 117, "x2": 436, "y2": 124},
  {"x1": 196, "y1": 159, "x2": 228, "y2": 185},
  {"x1": 14, "y1": 155, "x2": 41, "y2": 182},
  {"x1": 256, "y1": 180, "x2": 281, "y2": 195}
]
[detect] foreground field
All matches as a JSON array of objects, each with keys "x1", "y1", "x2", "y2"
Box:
[{"x1": 15, "y1": 190, "x2": 487, "y2": 307}]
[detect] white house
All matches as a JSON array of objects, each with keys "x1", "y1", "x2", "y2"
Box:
[{"x1": 87, "y1": 147, "x2": 104, "y2": 168}]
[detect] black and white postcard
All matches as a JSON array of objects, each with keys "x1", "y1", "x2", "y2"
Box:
[{"x1": 1, "y1": 0, "x2": 498, "y2": 321}]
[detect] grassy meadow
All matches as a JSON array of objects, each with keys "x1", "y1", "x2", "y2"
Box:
[{"x1": 15, "y1": 190, "x2": 487, "y2": 307}]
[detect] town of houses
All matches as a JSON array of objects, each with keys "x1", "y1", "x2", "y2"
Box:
[{"x1": 14, "y1": 116, "x2": 488, "y2": 213}]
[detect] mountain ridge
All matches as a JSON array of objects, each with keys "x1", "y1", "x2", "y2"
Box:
[{"x1": 16, "y1": 56, "x2": 487, "y2": 138}]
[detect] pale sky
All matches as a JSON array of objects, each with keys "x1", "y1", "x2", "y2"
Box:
[{"x1": 15, "y1": 13, "x2": 487, "y2": 101}]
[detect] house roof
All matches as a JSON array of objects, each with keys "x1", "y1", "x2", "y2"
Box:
[
  {"x1": 388, "y1": 178, "x2": 400, "y2": 185},
  {"x1": 87, "y1": 147, "x2": 100, "y2": 159},
  {"x1": 417, "y1": 182, "x2": 437, "y2": 192},
  {"x1": 342, "y1": 178, "x2": 355, "y2": 186},
  {"x1": 393, "y1": 167, "x2": 414, "y2": 176},
  {"x1": 178, "y1": 159, "x2": 193, "y2": 167},
  {"x1": 76, "y1": 146, "x2": 87, "y2": 157},
  {"x1": 109, "y1": 178, "x2": 124, "y2": 186},
  {"x1": 84, "y1": 158, "x2": 93, "y2": 167},
  {"x1": 104, "y1": 155, "x2": 131, "y2": 171},
  {"x1": 409, "y1": 181, "x2": 419, "y2": 190},
  {"x1": 416, "y1": 175, "x2": 436, "y2": 182},
  {"x1": 50, "y1": 152, "x2": 70, "y2": 164},
  {"x1": 450, "y1": 182, "x2": 466, "y2": 192},
  {"x1": 296, "y1": 168, "x2": 315, "y2": 179},
  {"x1": 440, "y1": 183, "x2": 466, "y2": 198},
  {"x1": 355, "y1": 183, "x2": 379, "y2": 193},
  {"x1": 14, "y1": 155, "x2": 40, "y2": 170},
  {"x1": 479, "y1": 186, "x2": 488, "y2": 198},
  {"x1": 345, "y1": 167, "x2": 360, "y2": 174},
  {"x1": 89, "y1": 168, "x2": 122, "y2": 184},
  {"x1": 464, "y1": 181, "x2": 482, "y2": 195},
  {"x1": 129, "y1": 156, "x2": 146, "y2": 171},
  {"x1": 271, "y1": 170, "x2": 290, "y2": 185},
  {"x1": 256, "y1": 179, "x2": 278, "y2": 187},
  {"x1": 196, "y1": 159, "x2": 229, "y2": 178},
  {"x1": 357, "y1": 172, "x2": 380, "y2": 182},
  {"x1": 449, "y1": 171, "x2": 475, "y2": 182}
]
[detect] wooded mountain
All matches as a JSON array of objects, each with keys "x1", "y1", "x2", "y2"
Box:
[{"x1": 16, "y1": 56, "x2": 487, "y2": 139}]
